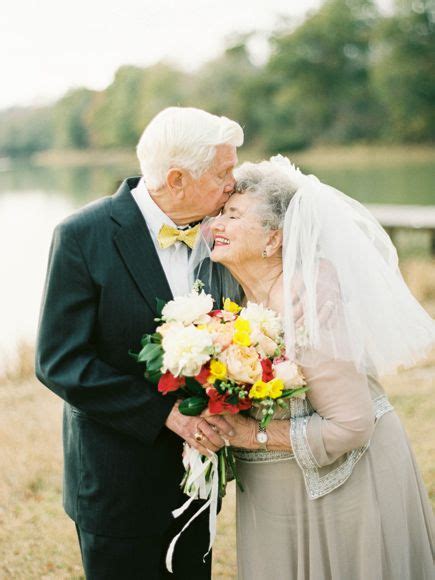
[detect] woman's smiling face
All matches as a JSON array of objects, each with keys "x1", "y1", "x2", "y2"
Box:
[{"x1": 210, "y1": 193, "x2": 267, "y2": 266}]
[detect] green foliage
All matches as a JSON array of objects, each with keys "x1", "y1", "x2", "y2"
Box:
[
  {"x1": 0, "y1": 106, "x2": 54, "y2": 156},
  {"x1": 1, "y1": 0, "x2": 434, "y2": 157},
  {"x1": 371, "y1": 0, "x2": 435, "y2": 141},
  {"x1": 178, "y1": 396, "x2": 208, "y2": 415},
  {"x1": 53, "y1": 88, "x2": 94, "y2": 149},
  {"x1": 262, "y1": 0, "x2": 382, "y2": 150},
  {"x1": 189, "y1": 40, "x2": 262, "y2": 146}
]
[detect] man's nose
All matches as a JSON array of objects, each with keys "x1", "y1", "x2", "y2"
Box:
[{"x1": 224, "y1": 177, "x2": 236, "y2": 194}]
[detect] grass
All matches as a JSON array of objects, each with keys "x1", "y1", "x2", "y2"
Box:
[{"x1": 1, "y1": 260, "x2": 434, "y2": 579}]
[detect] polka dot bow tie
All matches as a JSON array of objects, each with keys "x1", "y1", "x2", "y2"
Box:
[{"x1": 157, "y1": 223, "x2": 200, "y2": 250}]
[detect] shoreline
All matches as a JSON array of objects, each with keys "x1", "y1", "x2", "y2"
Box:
[{"x1": 24, "y1": 144, "x2": 435, "y2": 170}]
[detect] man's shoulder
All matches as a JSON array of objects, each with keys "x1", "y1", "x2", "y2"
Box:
[
  {"x1": 57, "y1": 176, "x2": 139, "y2": 235},
  {"x1": 60, "y1": 195, "x2": 112, "y2": 232}
]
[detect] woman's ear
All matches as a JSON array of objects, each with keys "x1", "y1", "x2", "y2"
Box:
[
  {"x1": 166, "y1": 168, "x2": 185, "y2": 198},
  {"x1": 265, "y1": 229, "x2": 283, "y2": 256}
]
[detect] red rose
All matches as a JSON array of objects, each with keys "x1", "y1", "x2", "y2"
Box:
[
  {"x1": 261, "y1": 358, "x2": 274, "y2": 382},
  {"x1": 207, "y1": 388, "x2": 225, "y2": 414},
  {"x1": 209, "y1": 309, "x2": 223, "y2": 317},
  {"x1": 195, "y1": 364, "x2": 210, "y2": 385},
  {"x1": 207, "y1": 388, "x2": 245, "y2": 415},
  {"x1": 158, "y1": 371, "x2": 185, "y2": 395},
  {"x1": 237, "y1": 397, "x2": 252, "y2": 411}
]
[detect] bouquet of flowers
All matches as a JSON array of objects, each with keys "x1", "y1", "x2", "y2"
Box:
[{"x1": 132, "y1": 281, "x2": 307, "y2": 571}]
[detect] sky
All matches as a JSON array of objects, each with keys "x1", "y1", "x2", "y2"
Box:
[{"x1": 1, "y1": 0, "x2": 394, "y2": 111}]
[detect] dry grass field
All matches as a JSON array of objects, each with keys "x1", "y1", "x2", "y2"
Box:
[{"x1": 1, "y1": 260, "x2": 434, "y2": 579}]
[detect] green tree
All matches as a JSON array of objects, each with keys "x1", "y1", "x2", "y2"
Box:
[
  {"x1": 87, "y1": 66, "x2": 145, "y2": 148},
  {"x1": 371, "y1": 0, "x2": 435, "y2": 141},
  {"x1": 53, "y1": 88, "x2": 94, "y2": 149},
  {"x1": 190, "y1": 39, "x2": 263, "y2": 146},
  {"x1": 133, "y1": 62, "x2": 191, "y2": 135},
  {"x1": 0, "y1": 106, "x2": 54, "y2": 156},
  {"x1": 261, "y1": 0, "x2": 382, "y2": 151}
]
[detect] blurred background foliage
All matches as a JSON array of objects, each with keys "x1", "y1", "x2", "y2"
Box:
[{"x1": 0, "y1": 0, "x2": 434, "y2": 158}]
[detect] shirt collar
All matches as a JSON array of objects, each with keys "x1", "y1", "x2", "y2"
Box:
[{"x1": 131, "y1": 178, "x2": 178, "y2": 240}]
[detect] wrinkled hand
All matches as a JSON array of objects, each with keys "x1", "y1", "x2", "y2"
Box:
[
  {"x1": 165, "y1": 401, "x2": 235, "y2": 456},
  {"x1": 202, "y1": 410, "x2": 257, "y2": 450}
]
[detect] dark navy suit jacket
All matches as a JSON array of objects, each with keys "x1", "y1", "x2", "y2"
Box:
[{"x1": 36, "y1": 177, "x2": 224, "y2": 537}]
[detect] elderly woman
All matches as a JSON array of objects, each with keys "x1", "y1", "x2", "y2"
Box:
[{"x1": 206, "y1": 157, "x2": 434, "y2": 579}]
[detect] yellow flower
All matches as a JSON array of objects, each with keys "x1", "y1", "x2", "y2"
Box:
[
  {"x1": 233, "y1": 330, "x2": 251, "y2": 347},
  {"x1": 208, "y1": 359, "x2": 227, "y2": 383},
  {"x1": 196, "y1": 324, "x2": 207, "y2": 330},
  {"x1": 268, "y1": 378, "x2": 284, "y2": 399},
  {"x1": 249, "y1": 380, "x2": 270, "y2": 399},
  {"x1": 223, "y1": 298, "x2": 242, "y2": 313},
  {"x1": 234, "y1": 318, "x2": 251, "y2": 333}
]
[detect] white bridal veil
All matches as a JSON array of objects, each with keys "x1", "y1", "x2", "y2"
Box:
[{"x1": 190, "y1": 155, "x2": 435, "y2": 377}]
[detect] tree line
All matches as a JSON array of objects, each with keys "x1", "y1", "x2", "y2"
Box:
[{"x1": 1, "y1": 0, "x2": 434, "y2": 158}]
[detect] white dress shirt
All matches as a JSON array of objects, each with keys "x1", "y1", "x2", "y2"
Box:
[{"x1": 131, "y1": 178, "x2": 191, "y2": 297}]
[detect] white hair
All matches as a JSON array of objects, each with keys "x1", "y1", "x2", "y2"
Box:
[
  {"x1": 234, "y1": 160, "x2": 298, "y2": 230},
  {"x1": 136, "y1": 107, "x2": 244, "y2": 190}
]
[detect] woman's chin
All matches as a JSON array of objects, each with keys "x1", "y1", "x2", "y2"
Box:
[{"x1": 210, "y1": 246, "x2": 228, "y2": 264}]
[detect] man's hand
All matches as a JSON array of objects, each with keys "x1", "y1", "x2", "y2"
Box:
[{"x1": 165, "y1": 401, "x2": 235, "y2": 456}]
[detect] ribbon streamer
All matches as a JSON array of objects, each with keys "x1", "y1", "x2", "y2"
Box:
[{"x1": 165, "y1": 445, "x2": 219, "y2": 573}]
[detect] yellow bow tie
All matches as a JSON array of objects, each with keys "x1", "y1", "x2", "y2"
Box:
[{"x1": 157, "y1": 223, "x2": 200, "y2": 250}]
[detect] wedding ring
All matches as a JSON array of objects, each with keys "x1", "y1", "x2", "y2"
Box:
[{"x1": 194, "y1": 431, "x2": 203, "y2": 442}]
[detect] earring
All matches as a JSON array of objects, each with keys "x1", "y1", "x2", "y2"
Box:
[{"x1": 262, "y1": 249, "x2": 268, "y2": 258}]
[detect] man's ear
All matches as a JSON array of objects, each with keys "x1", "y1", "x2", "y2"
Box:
[
  {"x1": 266, "y1": 229, "x2": 283, "y2": 256},
  {"x1": 166, "y1": 168, "x2": 185, "y2": 197}
]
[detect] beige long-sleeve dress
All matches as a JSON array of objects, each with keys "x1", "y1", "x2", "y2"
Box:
[{"x1": 234, "y1": 361, "x2": 434, "y2": 579}]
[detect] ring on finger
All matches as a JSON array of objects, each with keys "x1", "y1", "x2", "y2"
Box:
[{"x1": 194, "y1": 431, "x2": 203, "y2": 442}]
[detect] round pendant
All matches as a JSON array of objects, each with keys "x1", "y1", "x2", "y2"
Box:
[{"x1": 256, "y1": 431, "x2": 268, "y2": 444}]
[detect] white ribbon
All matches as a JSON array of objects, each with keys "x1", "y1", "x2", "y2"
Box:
[{"x1": 165, "y1": 444, "x2": 219, "y2": 573}]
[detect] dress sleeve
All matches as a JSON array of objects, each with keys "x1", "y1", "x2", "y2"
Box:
[{"x1": 289, "y1": 359, "x2": 392, "y2": 499}]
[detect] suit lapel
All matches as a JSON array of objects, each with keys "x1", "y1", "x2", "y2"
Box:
[{"x1": 111, "y1": 178, "x2": 173, "y2": 314}]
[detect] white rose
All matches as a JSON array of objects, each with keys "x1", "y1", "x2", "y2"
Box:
[
  {"x1": 273, "y1": 360, "x2": 306, "y2": 388},
  {"x1": 162, "y1": 290, "x2": 214, "y2": 326},
  {"x1": 240, "y1": 302, "x2": 282, "y2": 340},
  {"x1": 162, "y1": 325, "x2": 213, "y2": 377}
]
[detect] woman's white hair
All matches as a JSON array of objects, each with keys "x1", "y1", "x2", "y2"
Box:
[{"x1": 136, "y1": 107, "x2": 244, "y2": 190}]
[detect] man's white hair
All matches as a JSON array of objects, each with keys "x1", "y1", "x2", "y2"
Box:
[{"x1": 136, "y1": 107, "x2": 244, "y2": 190}]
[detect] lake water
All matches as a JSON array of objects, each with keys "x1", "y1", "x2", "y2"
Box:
[{"x1": 0, "y1": 158, "x2": 434, "y2": 363}]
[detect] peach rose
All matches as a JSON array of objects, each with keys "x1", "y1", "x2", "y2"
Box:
[{"x1": 219, "y1": 344, "x2": 262, "y2": 384}]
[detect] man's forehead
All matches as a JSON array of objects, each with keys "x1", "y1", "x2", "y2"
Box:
[{"x1": 215, "y1": 144, "x2": 238, "y2": 167}]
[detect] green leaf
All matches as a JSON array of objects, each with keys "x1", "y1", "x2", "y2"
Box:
[
  {"x1": 226, "y1": 394, "x2": 239, "y2": 405},
  {"x1": 145, "y1": 369, "x2": 162, "y2": 385},
  {"x1": 179, "y1": 396, "x2": 208, "y2": 416},
  {"x1": 146, "y1": 352, "x2": 163, "y2": 373},
  {"x1": 156, "y1": 297, "x2": 167, "y2": 318},
  {"x1": 185, "y1": 377, "x2": 205, "y2": 396},
  {"x1": 137, "y1": 343, "x2": 163, "y2": 364},
  {"x1": 280, "y1": 386, "x2": 309, "y2": 399}
]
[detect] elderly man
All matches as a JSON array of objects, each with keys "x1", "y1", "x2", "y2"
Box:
[{"x1": 36, "y1": 107, "x2": 244, "y2": 579}]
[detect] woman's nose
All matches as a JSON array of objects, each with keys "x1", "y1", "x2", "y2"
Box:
[{"x1": 211, "y1": 216, "x2": 225, "y2": 232}]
